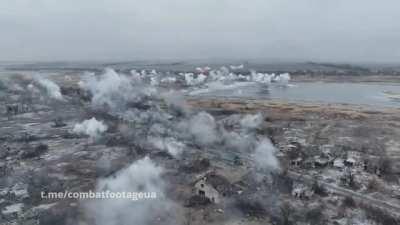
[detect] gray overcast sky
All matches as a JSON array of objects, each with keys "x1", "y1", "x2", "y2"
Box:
[{"x1": 1, "y1": 0, "x2": 399, "y2": 62}]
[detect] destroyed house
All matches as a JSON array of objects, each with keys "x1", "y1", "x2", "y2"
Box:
[
  {"x1": 194, "y1": 177, "x2": 220, "y2": 203},
  {"x1": 193, "y1": 172, "x2": 234, "y2": 204}
]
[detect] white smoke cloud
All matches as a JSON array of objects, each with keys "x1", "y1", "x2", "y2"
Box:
[
  {"x1": 160, "y1": 76, "x2": 177, "y2": 84},
  {"x1": 184, "y1": 73, "x2": 207, "y2": 86},
  {"x1": 218, "y1": 113, "x2": 264, "y2": 152},
  {"x1": 87, "y1": 157, "x2": 179, "y2": 225},
  {"x1": 249, "y1": 71, "x2": 291, "y2": 85},
  {"x1": 130, "y1": 70, "x2": 144, "y2": 83},
  {"x1": 251, "y1": 71, "x2": 273, "y2": 84},
  {"x1": 222, "y1": 129, "x2": 256, "y2": 152},
  {"x1": 161, "y1": 90, "x2": 189, "y2": 115},
  {"x1": 195, "y1": 66, "x2": 211, "y2": 74},
  {"x1": 240, "y1": 113, "x2": 264, "y2": 130},
  {"x1": 252, "y1": 139, "x2": 280, "y2": 171},
  {"x1": 80, "y1": 68, "x2": 147, "y2": 111},
  {"x1": 150, "y1": 76, "x2": 160, "y2": 86},
  {"x1": 187, "y1": 111, "x2": 218, "y2": 146},
  {"x1": 34, "y1": 78, "x2": 63, "y2": 100},
  {"x1": 273, "y1": 73, "x2": 291, "y2": 85},
  {"x1": 73, "y1": 117, "x2": 108, "y2": 139},
  {"x1": 148, "y1": 136, "x2": 185, "y2": 157}
]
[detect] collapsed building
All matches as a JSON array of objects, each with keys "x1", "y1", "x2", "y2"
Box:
[{"x1": 194, "y1": 177, "x2": 220, "y2": 204}]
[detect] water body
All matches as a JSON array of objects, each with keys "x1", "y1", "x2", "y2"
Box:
[
  {"x1": 1, "y1": 66, "x2": 399, "y2": 108},
  {"x1": 191, "y1": 82, "x2": 400, "y2": 108}
]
